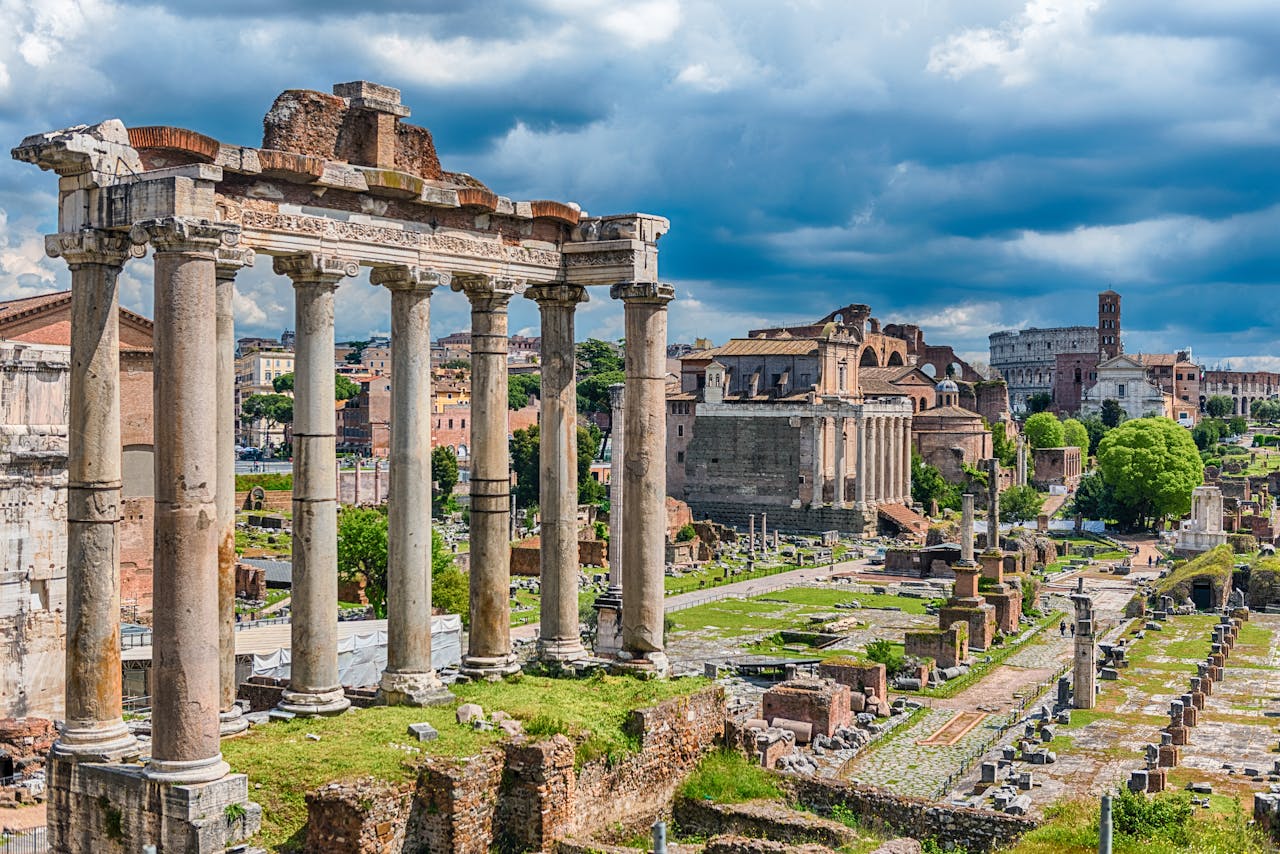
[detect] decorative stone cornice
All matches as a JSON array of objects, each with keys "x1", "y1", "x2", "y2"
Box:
[
  {"x1": 525, "y1": 283, "x2": 588, "y2": 307},
  {"x1": 451, "y1": 273, "x2": 526, "y2": 308},
  {"x1": 369, "y1": 265, "x2": 450, "y2": 293},
  {"x1": 214, "y1": 247, "x2": 256, "y2": 280},
  {"x1": 273, "y1": 252, "x2": 360, "y2": 284},
  {"x1": 44, "y1": 229, "x2": 136, "y2": 268},
  {"x1": 131, "y1": 217, "x2": 234, "y2": 254},
  {"x1": 610, "y1": 281, "x2": 675, "y2": 305}
]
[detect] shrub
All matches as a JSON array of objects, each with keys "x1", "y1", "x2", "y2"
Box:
[
  {"x1": 1112, "y1": 787, "x2": 1193, "y2": 846},
  {"x1": 676, "y1": 523, "x2": 697, "y2": 542},
  {"x1": 678, "y1": 748, "x2": 783, "y2": 803}
]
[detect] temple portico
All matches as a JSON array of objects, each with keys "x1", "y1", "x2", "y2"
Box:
[{"x1": 15, "y1": 81, "x2": 672, "y2": 852}]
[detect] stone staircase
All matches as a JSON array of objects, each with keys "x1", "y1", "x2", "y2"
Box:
[{"x1": 877, "y1": 503, "x2": 930, "y2": 541}]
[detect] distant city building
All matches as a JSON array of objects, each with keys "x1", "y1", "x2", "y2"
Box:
[
  {"x1": 361, "y1": 345, "x2": 392, "y2": 377},
  {"x1": 236, "y1": 348, "x2": 295, "y2": 446},
  {"x1": 990, "y1": 290, "x2": 1118, "y2": 412},
  {"x1": 1201, "y1": 369, "x2": 1280, "y2": 417},
  {"x1": 338, "y1": 376, "x2": 391, "y2": 457},
  {"x1": 1079, "y1": 354, "x2": 1175, "y2": 423}
]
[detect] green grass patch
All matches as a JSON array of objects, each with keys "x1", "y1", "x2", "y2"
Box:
[
  {"x1": 225, "y1": 673, "x2": 708, "y2": 851},
  {"x1": 235, "y1": 473, "x2": 293, "y2": 492},
  {"x1": 677, "y1": 747, "x2": 784, "y2": 803},
  {"x1": 759, "y1": 587, "x2": 931, "y2": 615}
]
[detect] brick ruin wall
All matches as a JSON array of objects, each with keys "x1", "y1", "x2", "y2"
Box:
[{"x1": 303, "y1": 685, "x2": 725, "y2": 853}]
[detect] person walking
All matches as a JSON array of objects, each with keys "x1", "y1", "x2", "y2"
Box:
[{"x1": 1059, "y1": 618, "x2": 1067, "y2": 637}]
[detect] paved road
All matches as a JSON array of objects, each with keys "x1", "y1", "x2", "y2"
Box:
[{"x1": 235, "y1": 460, "x2": 293, "y2": 474}]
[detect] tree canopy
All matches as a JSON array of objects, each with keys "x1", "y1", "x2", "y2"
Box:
[
  {"x1": 336, "y1": 507, "x2": 466, "y2": 619},
  {"x1": 431, "y1": 445, "x2": 459, "y2": 509},
  {"x1": 1001, "y1": 484, "x2": 1045, "y2": 524},
  {"x1": 1097, "y1": 417, "x2": 1203, "y2": 530},
  {"x1": 1205, "y1": 395, "x2": 1233, "y2": 419},
  {"x1": 1100, "y1": 398, "x2": 1126, "y2": 428},
  {"x1": 1079, "y1": 415, "x2": 1109, "y2": 456},
  {"x1": 272, "y1": 371, "x2": 360, "y2": 400},
  {"x1": 1026, "y1": 391, "x2": 1053, "y2": 414},
  {"x1": 576, "y1": 338, "x2": 623, "y2": 376},
  {"x1": 508, "y1": 373, "x2": 541, "y2": 410},
  {"x1": 510, "y1": 423, "x2": 606, "y2": 507},
  {"x1": 1024, "y1": 411, "x2": 1065, "y2": 449},
  {"x1": 990, "y1": 421, "x2": 1017, "y2": 467},
  {"x1": 1061, "y1": 418, "x2": 1089, "y2": 456},
  {"x1": 577, "y1": 369, "x2": 626, "y2": 414},
  {"x1": 1252, "y1": 399, "x2": 1280, "y2": 423},
  {"x1": 911, "y1": 451, "x2": 960, "y2": 513},
  {"x1": 241, "y1": 393, "x2": 293, "y2": 432}
]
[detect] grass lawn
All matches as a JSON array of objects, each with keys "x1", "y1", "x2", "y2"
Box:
[
  {"x1": 223, "y1": 673, "x2": 709, "y2": 852},
  {"x1": 758, "y1": 587, "x2": 933, "y2": 615}
]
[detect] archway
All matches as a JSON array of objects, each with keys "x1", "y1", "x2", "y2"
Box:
[
  {"x1": 921, "y1": 363, "x2": 937, "y2": 378},
  {"x1": 887, "y1": 351, "x2": 905, "y2": 367},
  {"x1": 859, "y1": 347, "x2": 879, "y2": 367}
]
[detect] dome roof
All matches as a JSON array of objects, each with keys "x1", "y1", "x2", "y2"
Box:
[{"x1": 935, "y1": 378, "x2": 959, "y2": 393}]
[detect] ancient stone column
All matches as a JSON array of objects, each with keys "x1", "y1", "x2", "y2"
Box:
[
  {"x1": 527, "y1": 284, "x2": 589, "y2": 663},
  {"x1": 749, "y1": 514, "x2": 756, "y2": 556},
  {"x1": 960, "y1": 493, "x2": 976, "y2": 565},
  {"x1": 761, "y1": 513, "x2": 768, "y2": 552},
  {"x1": 372, "y1": 266, "x2": 453, "y2": 704},
  {"x1": 139, "y1": 217, "x2": 232, "y2": 782},
  {"x1": 276, "y1": 253, "x2": 357, "y2": 716},
  {"x1": 832, "y1": 416, "x2": 846, "y2": 507},
  {"x1": 614, "y1": 282, "x2": 675, "y2": 671},
  {"x1": 987, "y1": 458, "x2": 1000, "y2": 551},
  {"x1": 1072, "y1": 590, "x2": 1097, "y2": 709},
  {"x1": 854, "y1": 414, "x2": 868, "y2": 508},
  {"x1": 606, "y1": 383, "x2": 626, "y2": 590},
  {"x1": 901, "y1": 417, "x2": 912, "y2": 501},
  {"x1": 888, "y1": 417, "x2": 900, "y2": 503},
  {"x1": 1016, "y1": 436, "x2": 1027, "y2": 487},
  {"x1": 455, "y1": 274, "x2": 523, "y2": 677},
  {"x1": 45, "y1": 229, "x2": 138, "y2": 760},
  {"x1": 215, "y1": 247, "x2": 253, "y2": 738},
  {"x1": 810, "y1": 415, "x2": 824, "y2": 508},
  {"x1": 873, "y1": 416, "x2": 886, "y2": 501}
]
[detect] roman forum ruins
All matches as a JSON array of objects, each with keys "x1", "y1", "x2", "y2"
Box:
[{"x1": 13, "y1": 81, "x2": 673, "y2": 849}]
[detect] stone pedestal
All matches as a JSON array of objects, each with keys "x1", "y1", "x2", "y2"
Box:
[
  {"x1": 938, "y1": 602, "x2": 996, "y2": 651},
  {"x1": 985, "y1": 585, "x2": 1024, "y2": 634},
  {"x1": 978, "y1": 551, "x2": 1004, "y2": 583},
  {"x1": 1071, "y1": 590, "x2": 1097, "y2": 710},
  {"x1": 1146, "y1": 767, "x2": 1167, "y2": 793},
  {"x1": 48, "y1": 754, "x2": 259, "y2": 854},
  {"x1": 1158, "y1": 744, "x2": 1180, "y2": 767}
]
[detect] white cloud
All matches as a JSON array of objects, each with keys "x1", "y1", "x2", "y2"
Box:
[{"x1": 927, "y1": 0, "x2": 1102, "y2": 86}]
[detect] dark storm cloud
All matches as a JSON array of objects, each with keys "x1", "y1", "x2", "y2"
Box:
[{"x1": 0, "y1": 0, "x2": 1277, "y2": 366}]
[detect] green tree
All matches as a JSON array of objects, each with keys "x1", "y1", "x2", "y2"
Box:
[
  {"x1": 343, "y1": 340, "x2": 370, "y2": 364},
  {"x1": 1061, "y1": 418, "x2": 1089, "y2": 456},
  {"x1": 1100, "y1": 398, "x2": 1125, "y2": 428},
  {"x1": 336, "y1": 506, "x2": 389, "y2": 616},
  {"x1": 577, "y1": 369, "x2": 626, "y2": 414},
  {"x1": 1024, "y1": 411, "x2": 1065, "y2": 449},
  {"x1": 1097, "y1": 417, "x2": 1203, "y2": 531},
  {"x1": 1026, "y1": 391, "x2": 1053, "y2": 414},
  {"x1": 508, "y1": 373, "x2": 542, "y2": 410},
  {"x1": 1228, "y1": 416, "x2": 1248, "y2": 436},
  {"x1": 578, "y1": 423, "x2": 606, "y2": 504},
  {"x1": 240, "y1": 393, "x2": 293, "y2": 439},
  {"x1": 1001, "y1": 484, "x2": 1045, "y2": 524},
  {"x1": 1079, "y1": 415, "x2": 1109, "y2": 456},
  {"x1": 510, "y1": 425, "x2": 541, "y2": 508},
  {"x1": 576, "y1": 338, "x2": 623, "y2": 377},
  {"x1": 990, "y1": 421, "x2": 1017, "y2": 467},
  {"x1": 911, "y1": 451, "x2": 960, "y2": 513},
  {"x1": 1206, "y1": 395, "x2": 1233, "y2": 419},
  {"x1": 431, "y1": 445, "x2": 459, "y2": 509},
  {"x1": 1191, "y1": 420, "x2": 1221, "y2": 451},
  {"x1": 336, "y1": 507, "x2": 467, "y2": 619},
  {"x1": 272, "y1": 371, "x2": 360, "y2": 400},
  {"x1": 1069, "y1": 471, "x2": 1116, "y2": 522},
  {"x1": 1253, "y1": 399, "x2": 1280, "y2": 423},
  {"x1": 443, "y1": 358, "x2": 471, "y2": 370},
  {"x1": 676, "y1": 523, "x2": 696, "y2": 542}
]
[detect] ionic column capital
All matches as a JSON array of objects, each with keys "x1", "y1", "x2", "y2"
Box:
[
  {"x1": 526, "y1": 283, "x2": 588, "y2": 307},
  {"x1": 451, "y1": 273, "x2": 526, "y2": 307},
  {"x1": 44, "y1": 228, "x2": 138, "y2": 268},
  {"x1": 370, "y1": 264, "x2": 450, "y2": 293},
  {"x1": 131, "y1": 217, "x2": 234, "y2": 255},
  {"x1": 610, "y1": 281, "x2": 675, "y2": 304},
  {"x1": 215, "y1": 247, "x2": 255, "y2": 281},
  {"x1": 273, "y1": 252, "x2": 360, "y2": 286}
]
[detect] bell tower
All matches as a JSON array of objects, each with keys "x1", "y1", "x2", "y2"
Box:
[{"x1": 1098, "y1": 290, "x2": 1121, "y2": 360}]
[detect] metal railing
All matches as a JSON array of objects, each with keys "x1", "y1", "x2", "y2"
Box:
[{"x1": 1, "y1": 826, "x2": 48, "y2": 853}]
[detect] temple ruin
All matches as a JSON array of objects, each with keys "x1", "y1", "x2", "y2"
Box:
[{"x1": 14, "y1": 81, "x2": 674, "y2": 852}]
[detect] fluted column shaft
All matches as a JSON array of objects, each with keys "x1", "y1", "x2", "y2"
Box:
[
  {"x1": 810, "y1": 416, "x2": 824, "y2": 507},
  {"x1": 141, "y1": 217, "x2": 231, "y2": 783},
  {"x1": 457, "y1": 274, "x2": 523, "y2": 676},
  {"x1": 833, "y1": 416, "x2": 846, "y2": 507},
  {"x1": 46, "y1": 229, "x2": 138, "y2": 760},
  {"x1": 854, "y1": 414, "x2": 868, "y2": 506},
  {"x1": 215, "y1": 248, "x2": 253, "y2": 737},
  {"x1": 276, "y1": 253, "x2": 357, "y2": 716},
  {"x1": 960, "y1": 493, "x2": 976, "y2": 564},
  {"x1": 902, "y1": 417, "x2": 912, "y2": 500},
  {"x1": 614, "y1": 282, "x2": 675, "y2": 667},
  {"x1": 528, "y1": 285, "x2": 589, "y2": 663},
  {"x1": 372, "y1": 266, "x2": 453, "y2": 704},
  {"x1": 607, "y1": 383, "x2": 626, "y2": 590}
]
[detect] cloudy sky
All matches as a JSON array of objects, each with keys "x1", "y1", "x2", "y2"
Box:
[{"x1": 1, "y1": 0, "x2": 1278, "y2": 368}]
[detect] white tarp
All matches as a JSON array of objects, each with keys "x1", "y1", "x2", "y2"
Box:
[{"x1": 251, "y1": 615, "x2": 462, "y2": 687}]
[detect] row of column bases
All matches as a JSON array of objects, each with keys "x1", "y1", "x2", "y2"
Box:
[
  {"x1": 50, "y1": 219, "x2": 674, "y2": 787},
  {"x1": 810, "y1": 414, "x2": 911, "y2": 509}
]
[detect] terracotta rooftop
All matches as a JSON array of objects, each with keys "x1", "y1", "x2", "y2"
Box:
[{"x1": 712, "y1": 338, "x2": 820, "y2": 358}]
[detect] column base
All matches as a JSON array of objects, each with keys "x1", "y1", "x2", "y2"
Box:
[
  {"x1": 52, "y1": 718, "x2": 139, "y2": 762},
  {"x1": 378, "y1": 670, "x2": 455, "y2": 707},
  {"x1": 538, "y1": 636, "x2": 589, "y2": 664},
  {"x1": 219, "y1": 706, "x2": 250, "y2": 738},
  {"x1": 593, "y1": 593, "x2": 624, "y2": 658},
  {"x1": 277, "y1": 686, "x2": 351, "y2": 717},
  {"x1": 459, "y1": 654, "x2": 522, "y2": 681},
  {"x1": 611, "y1": 650, "x2": 669, "y2": 678},
  {"x1": 145, "y1": 754, "x2": 232, "y2": 785}
]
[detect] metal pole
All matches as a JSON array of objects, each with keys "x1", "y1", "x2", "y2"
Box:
[
  {"x1": 1098, "y1": 793, "x2": 1113, "y2": 854},
  {"x1": 652, "y1": 820, "x2": 668, "y2": 854}
]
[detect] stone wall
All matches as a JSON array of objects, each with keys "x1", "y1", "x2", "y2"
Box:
[
  {"x1": 816, "y1": 661, "x2": 886, "y2": 700},
  {"x1": 304, "y1": 685, "x2": 725, "y2": 853},
  {"x1": 686, "y1": 499, "x2": 873, "y2": 537},
  {"x1": 904, "y1": 624, "x2": 966, "y2": 669},
  {"x1": 783, "y1": 776, "x2": 1037, "y2": 853},
  {"x1": 511, "y1": 536, "x2": 609, "y2": 575}
]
